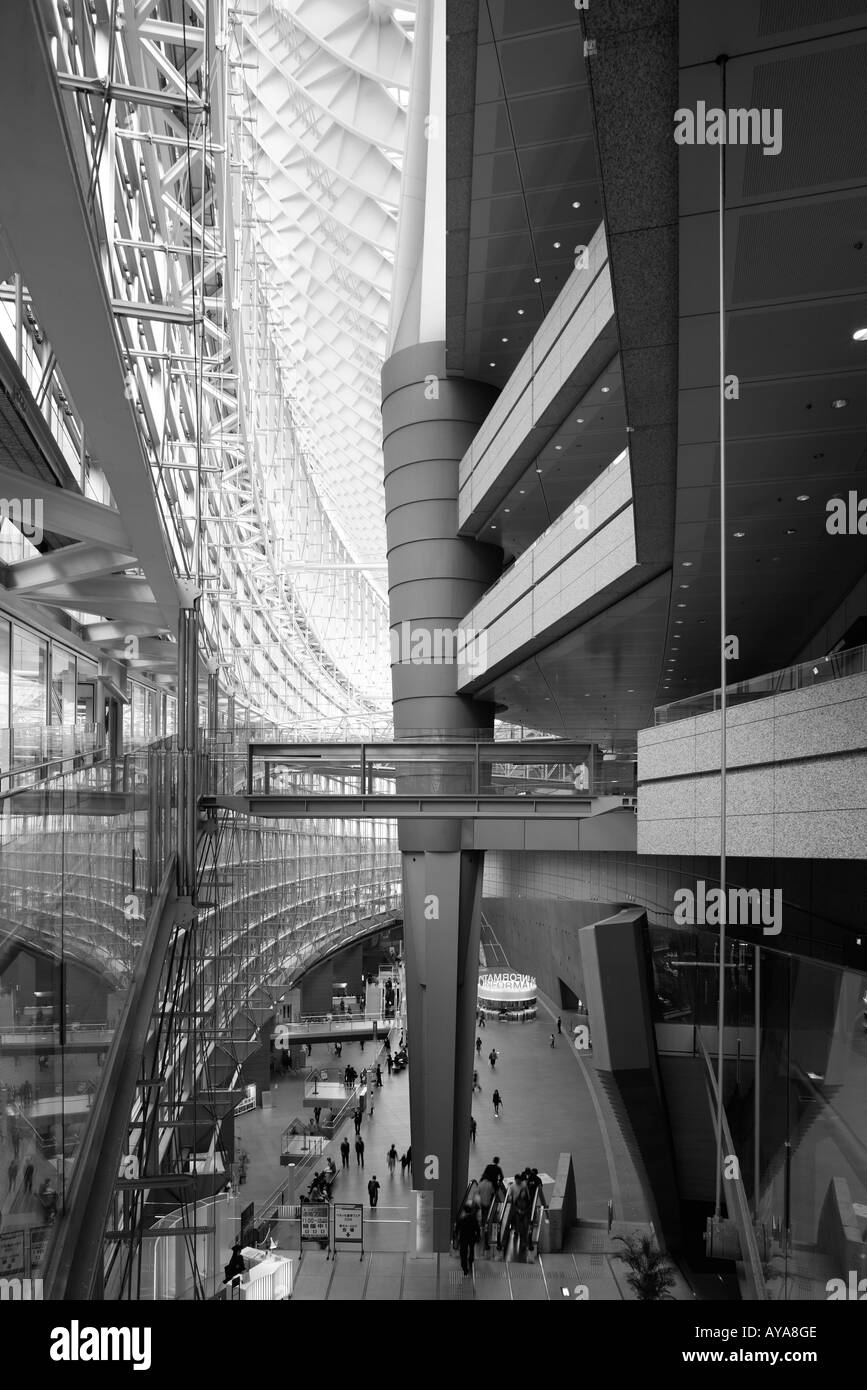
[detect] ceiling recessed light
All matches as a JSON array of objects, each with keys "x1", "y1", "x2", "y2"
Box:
[
  {"x1": 517, "y1": 309, "x2": 525, "y2": 315},
  {"x1": 533, "y1": 277, "x2": 541, "y2": 284},
  {"x1": 852, "y1": 328, "x2": 867, "y2": 341},
  {"x1": 733, "y1": 531, "x2": 745, "y2": 538},
  {"x1": 679, "y1": 583, "x2": 690, "y2": 589},
  {"x1": 681, "y1": 561, "x2": 693, "y2": 567},
  {"x1": 504, "y1": 508, "x2": 510, "y2": 513},
  {"x1": 490, "y1": 524, "x2": 497, "y2": 530},
  {"x1": 518, "y1": 489, "x2": 525, "y2": 494},
  {"x1": 675, "y1": 619, "x2": 683, "y2": 625},
  {"x1": 572, "y1": 200, "x2": 581, "y2": 209},
  {"x1": 553, "y1": 242, "x2": 561, "y2": 249},
  {"x1": 627, "y1": 688, "x2": 634, "y2": 693},
  {"x1": 796, "y1": 494, "x2": 810, "y2": 502},
  {"x1": 554, "y1": 444, "x2": 562, "y2": 451},
  {"x1": 575, "y1": 417, "x2": 584, "y2": 423},
  {"x1": 489, "y1": 362, "x2": 496, "y2": 367},
  {"x1": 501, "y1": 337, "x2": 509, "y2": 343},
  {"x1": 676, "y1": 602, "x2": 686, "y2": 608},
  {"x1": 832, "y1": 398, "x2": 848, "y2": 408},
  {"x1": 785, "y1": 528, "x2": 796, "y2": 535},
  {"x1": 535, "y1": 467, "x2": 543, "y2": 473}
]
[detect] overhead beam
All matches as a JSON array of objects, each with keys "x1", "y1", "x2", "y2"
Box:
[
  {"x1": 55, "y1": 73, "x2": 206, "y2": 113},
  {"x1": 0, "y1": 464, "x2": 129, "y2": 548},
  {"x1": 3, "y1": 543, "x2": 137, "y2": 593},
  {"x1": 0, "y1": 4, "x2": 181, "y2": 632}
]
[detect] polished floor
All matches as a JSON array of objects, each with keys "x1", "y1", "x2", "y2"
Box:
[{"x1": 239, "y1": 992, "x2": 658, "y2": 1259}]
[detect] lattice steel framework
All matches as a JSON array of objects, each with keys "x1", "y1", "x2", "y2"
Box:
[{"x1": 41, "y1": 0, "x2": 409, "y2": 722}]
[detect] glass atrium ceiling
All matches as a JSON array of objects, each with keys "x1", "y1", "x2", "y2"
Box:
[{"x1": 239, "y1": 0, "x2": 415, "y2": 568}]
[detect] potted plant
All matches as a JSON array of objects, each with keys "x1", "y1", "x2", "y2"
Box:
[{"x1": 615, "y1": 1231, "x2": 676, "y2": 1300}]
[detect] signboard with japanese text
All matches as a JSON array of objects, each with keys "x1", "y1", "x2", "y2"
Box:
[
  {"x1": 0, "y1": 1230, "x2": 25, "y2": 1277},
  {"x1": 333, "y1": 1203, "x2": 363, "y2": 1243},
  {"x1": 301, "y1": 1204, "x2": 329, "y2": 1242}
]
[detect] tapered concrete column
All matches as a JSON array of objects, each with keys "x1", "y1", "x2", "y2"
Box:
[{"x1": 382, "y1": 339, "x2": 500, "y2": 1248}]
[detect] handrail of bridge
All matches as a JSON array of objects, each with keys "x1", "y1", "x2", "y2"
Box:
[
  {"x1": 276, "y1": 1012, "x2": 389, "y2": 1032},
  {"x1": 205, "y1": 738, "x2": 638, "y2": 805}
]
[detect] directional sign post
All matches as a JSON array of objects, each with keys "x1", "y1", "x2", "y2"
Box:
[{"x1": 331, "y1": 1202, "x2": 363, "y2": 1261}]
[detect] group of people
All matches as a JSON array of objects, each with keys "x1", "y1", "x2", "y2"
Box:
[
  {"x1": 470, "y1": 1044, "x2": 503, "y2": 1118},
  {"x1": 5, "y1": 1154, "x2": 58, "y2": 1221},
  {"x1": 305, "y1": 1156, "x2": 337, "y2": 1201},
  {"x1": 453, "y1": 1158, "x2": 545, "y2": 1275},
  {"x1": 366, "y1": 1141, "x2": 413, "y2": 1206}
]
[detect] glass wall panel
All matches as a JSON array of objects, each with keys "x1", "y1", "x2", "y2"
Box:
[
  {"x1": 49, "y1": 645, "x2": 76, "y2": 726},
  {"x1": 0, "y1": 618, "x2": 9, "y2": 728},
  {"x1": 12, "y1": 627, "x2": 47, "y2": 724}
]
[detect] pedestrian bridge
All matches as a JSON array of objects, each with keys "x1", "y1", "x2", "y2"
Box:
[
  {"x1": 274, "y1": 1014, "x2": 390, "y2": 1046},
  {"x1": 202, "y1": 739, "x2": 637, "y2": 851}
]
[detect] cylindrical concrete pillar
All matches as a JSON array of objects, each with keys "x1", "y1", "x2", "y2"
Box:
[
  {"x1": 382, "y1": 341, "x2": 500, "y2": 745},
  {"x1": 381, "y1": 342, "x2": 500, "y2": 1248}
]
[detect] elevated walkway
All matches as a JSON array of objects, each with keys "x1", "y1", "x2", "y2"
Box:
[
  {"x1": 275, "y1": 1014, "x2": 389, "y2": 1045},
  {"x1": 202, "y1": 739, "x2": 637, "y2": 851}
]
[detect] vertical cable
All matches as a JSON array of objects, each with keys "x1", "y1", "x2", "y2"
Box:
[{"x1": 714, "y1": 55, "x2": 728, "y2": 1223}]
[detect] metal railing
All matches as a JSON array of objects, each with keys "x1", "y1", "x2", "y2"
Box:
[
  {"x1": 0, "y1": 723, "x2": 103, "y2": 789},
  {"x1": 654, "y1": 643, "x2": 867, "y2": 725}
]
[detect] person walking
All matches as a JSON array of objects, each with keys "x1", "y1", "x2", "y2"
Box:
[
  {"x1": 406, "y1": 1145, "x2": 412, "y2": 1174},
  {"x1": 386, "y1": 1053, "x2": 393, "y2": 1076},
  {"x1": 375, "y1": 1064, "x2": 383, "y2": 1088},
  {"x1": 481, "y1": 1156, "x2": 504, "y2": 1188},
  {"x1": 367, "y1": 1175, "x2": 380, "y2": 1209},
  {"x1": 340, "y1": 1137, "x2": 351, "y2": 1169},
  {"x1": 479, "y1": 1012, "x2": 485, "y2": 1029},
  {"x1": 476, "y1": 1036, "x2": 482, "y2": 1055},
  {"x1": 313, "y1": 1106, "x2": 322, "y2": 1126},
  {"x1": 355, "y1": 1135, "x2": 365, "y2": 1168},
  {"x1": 367, "y1": 1086, "x2": 375, "y2": 1119},
  {"x1": 550, "y1": 1033, "x2": 556, "y2": 1048},
  {"x1": 556, "y1": 1015, "x2": 562, "y2": 1034},
  {"x1": 23, "y1": 1157, "x2": 34, "y2": 1194},
  {"x1": 7, "y1": 1157, "x2": 18, "y2": 1191},
  {"x1": 455, "y1": 1203, "x2": 479, "y2": 1276},
  {"x1": 399, "y1": 1151, "x2": 408, "y2": 1177},
  {"x1": 469, "y1": 1115, "x2": 477, "y2": 1144},
  {"x1": 386, "y1": 1144, "x2": 398, "y2": 1175},
  {"x1": 472, "y1": 1070, "x2": 481, "y2": 1093},
  {"x1": 512, "y1": 1175, "x2": 533, "y2": 1257},
  {"x1": 353, "y1": 1106, "x2": 362, "y2": 1135},
  {"x1": 488, "y1": 1048, "x2": 498, "y2": 1069},
  {"x1": 492, "y1": 1088, "x2": 502, "y2": 1119},
  {"x1": 477, "y1": 1173, "x2": 495, "y2": 1249}
]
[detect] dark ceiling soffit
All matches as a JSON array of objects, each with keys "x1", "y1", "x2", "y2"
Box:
[
  {"x1": 461, "y1": 561, "x2": 669, "y2": 697},
  {"x1": 446, "y1": 0, "x2": 483, "y2": 378},
  {"x1": 581, "y1": 0, "x2": 679, "y2": 568}
]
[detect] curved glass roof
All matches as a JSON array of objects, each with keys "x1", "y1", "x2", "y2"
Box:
[{"x1": 240, "y1": 0, "x2": 415, "y2": 567}]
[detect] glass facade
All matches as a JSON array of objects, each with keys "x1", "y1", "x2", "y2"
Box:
[{"x1": 650, "y1": 927, "x2": 867, "y2": 1298}]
